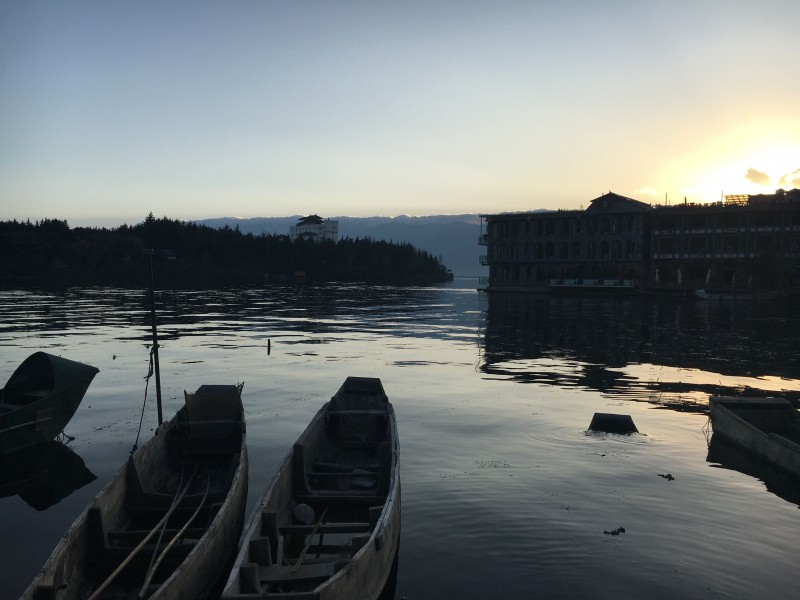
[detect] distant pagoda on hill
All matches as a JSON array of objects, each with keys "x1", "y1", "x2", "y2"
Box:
[{"x1": 289, "y1": 215, "x2": 339, "y2": 243}]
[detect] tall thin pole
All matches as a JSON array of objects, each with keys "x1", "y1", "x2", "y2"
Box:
[{"x1": 147, "y1": 253, "x2": 164, "y2": 426}]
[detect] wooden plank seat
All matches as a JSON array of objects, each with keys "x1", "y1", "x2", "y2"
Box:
[
  {"x1": 106, "y1": 526, "x2": 208, "y2": 544},
  {"x1": 123, "y1": 502, "x2": 221, "y2": 531},
  {"x1": 86, "y1": 505, "x2": 197, "y2": 582},
  {"x1": 178, "y1": 385, "x2": 244, "y2": 457},
  {"x1": 279, "y1": 521, "x2": 371, "y2": 535},
  {"x1": 222, "y1": 593, "x2": 318, "y2": 600},
  {"x1": 313, "y1": 460, "x2": 378, "y2": 472},
  {"x1": 293, "y1": 544, "x2": 351, "y2": 558},
  {"x1": 258, "y1": 562, "x2": 337, "y2": 583},
  {"x1": 326, "y1": 409, "x2": 389, "y2": 416},
  {"x1": 293, "y1": 494, "x2": 387, "y2": 506}
]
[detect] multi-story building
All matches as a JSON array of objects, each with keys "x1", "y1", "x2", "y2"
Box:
[
  {"x1": 289, "y1": 215, "x2": 339, "y2": 243},
  {"x1": 479, "y1": 189, "x2": 800, "y2": 295},
  {"x1": 480, "y1": 192, "x2": 652, "y2": 292}
]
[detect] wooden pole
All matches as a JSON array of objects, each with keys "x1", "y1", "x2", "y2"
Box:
[{"x1": 147, "y1": 253, "x2": 164, "y2": 426}]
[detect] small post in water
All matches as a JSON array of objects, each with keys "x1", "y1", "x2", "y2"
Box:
[{"x1": 146, "y1": 251, "x2": 164, "y2": 426}]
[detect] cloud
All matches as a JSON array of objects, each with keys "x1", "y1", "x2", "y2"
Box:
[
  {"x1": 634, "y1": 186, "x2": 660, "y2": 197},
  {"x1": 745, "y1": 167, "x2": 770, "y2": 185},
  {"x1": 778, "y1": 168, "x2": 800, "y2": 189}
]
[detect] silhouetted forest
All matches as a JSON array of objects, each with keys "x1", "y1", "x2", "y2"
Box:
[{"x1": 0, "y1": 215, "x2": 453, "y2": 288}]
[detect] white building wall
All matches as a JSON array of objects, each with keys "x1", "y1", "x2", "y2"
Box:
[{"x1": 289, "y1": 219, "x2": 339, "y2": 242}]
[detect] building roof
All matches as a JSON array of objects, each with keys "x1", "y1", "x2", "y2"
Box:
[
  {"x1": 297, "y1": 214, "x2": 325, "y2": 225},
  {"x1": 585, "y1": 192, "x2": 652, "y2": 213}
]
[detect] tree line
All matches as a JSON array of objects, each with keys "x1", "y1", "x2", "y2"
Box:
[{"x1": 0, "y1": 215, "x2": 453, "y2": 288}]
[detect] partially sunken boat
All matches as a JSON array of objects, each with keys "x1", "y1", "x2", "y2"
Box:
[
  {"x1": 709, "y1": 395, "x2": 800, "y2": 476},
  {"x1": 0, "y1": 352, "x2": 99, "y2": 455},
  {"x1": 222, "y1": 376, "x2": 400, "y2": 600},
  {"x1": 23, "y1": 384, "x2": 248, "y2": 600}
]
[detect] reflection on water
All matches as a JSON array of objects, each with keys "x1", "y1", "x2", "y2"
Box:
[
  {"x1": 482, "y1": 293, "x2": 800, "y2": 410},
  {"x1": 0, "y1": 439, "x2": 96, "y2": 511},
  {"x1": 2, "y1": 283, "x2": 800, "y2": 600},
  {"x1": 707, "y1": 435, "x2": 800, "y2": 508}
]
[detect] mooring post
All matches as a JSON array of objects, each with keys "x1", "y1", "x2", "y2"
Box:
[{"x1": 147, "y1": 253, "x2": 164, "y2": 426}]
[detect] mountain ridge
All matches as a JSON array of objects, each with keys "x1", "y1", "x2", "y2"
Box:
[{"x1": 197, "y1": 214, "x2": 488, "y2": 276}]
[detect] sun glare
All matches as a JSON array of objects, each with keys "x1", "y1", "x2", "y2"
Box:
[{"x1": 655, "y1": 121, "x2": 800, "y2": 204}]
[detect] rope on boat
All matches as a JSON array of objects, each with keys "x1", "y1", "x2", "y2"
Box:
[
  {"x1": 132, "y1": 347, "x2": 156, "y2": 453},
  {"x1": 142, "y1": 464, "x2": 188, "y2": 585},
  {"x1": 86, "y1": 464, "x2": 200, "y2": 600},
  {"x1": 138, "y1": 466, "x2": 211, "y2": 599}
]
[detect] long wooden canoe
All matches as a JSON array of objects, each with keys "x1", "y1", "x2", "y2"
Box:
[
  {"x1": 22, "y1": 384, "x2": 248, "y2": 600},
  {"x1": 222, "y1": 376, "x2": 400, "y2": 600},
  {"x1": 709, "y1": 395, "x2": 800, "y2": 476},
  {"x1": 1, "y1": 352, "x2": 99, "y2": 455}
]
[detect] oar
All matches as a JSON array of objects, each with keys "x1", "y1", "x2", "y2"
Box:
[{"x1": 87, "y1": 464, "x2": 199, "y2": 600}]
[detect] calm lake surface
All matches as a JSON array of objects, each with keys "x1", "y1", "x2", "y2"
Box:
[{"x1": 2, "y1": 279, "x2": 800, "y2": 599}]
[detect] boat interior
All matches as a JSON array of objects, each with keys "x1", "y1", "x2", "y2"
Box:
[
  {"x1": 231, "y1": 378, "x2": 395, "y2": 598},
  {"x1": 81, "y1": 386, "x2": 244, "y2": 595}
]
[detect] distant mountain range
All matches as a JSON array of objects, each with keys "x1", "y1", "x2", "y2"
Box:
[{"x1": 197, "y1": 214, "x2": 488, "y2": 276}]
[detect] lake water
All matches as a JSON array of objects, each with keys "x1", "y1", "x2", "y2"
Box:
[{"x1": 2, "y1": 280, "x2": 800, "y2": 599}]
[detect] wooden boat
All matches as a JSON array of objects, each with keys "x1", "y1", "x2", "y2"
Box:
[
  {"x1": 0, "y1": 352, "x2": 99, "y2": 455},
  {"x1": 22, "y1": 384, "x2": 248, "y2": 600},
  {"x1": 709, "y1": 395, "x2": 800, "y2": 476},
  {"x1": 222, "y1": 376, "x2": 400, "y2": 600}
]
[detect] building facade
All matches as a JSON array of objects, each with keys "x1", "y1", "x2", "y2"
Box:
[
  {"x1": 480, "y1": 190, "x2": 800, "y2": 294},
  {"x1": 289, "y1": 215, "x2": 339, "y2": 243}
]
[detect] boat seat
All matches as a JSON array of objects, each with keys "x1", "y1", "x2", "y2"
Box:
[
  {"x1": 86, "y1": 505, "x2": 195, "y2": 582},
  {"x1": 107, "y1": 527, "x2": 207, "y2": 545},
  {"x1": 293, "y1": 494, "x2": 387, "y2": 506},
  {"x1": 177, "y1": 385, "x2": 243, "y2": 457},
  {"x1": 279, "y1": 521, "x2": 371, "y2": 535},
  {"x1": 124, "y1": 456, "x2": 228, "y2": 515}
]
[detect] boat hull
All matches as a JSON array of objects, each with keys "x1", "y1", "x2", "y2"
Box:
[
  {"x1": 222, "y1": 376, "x2": 400, "y2": 600},
  {"x1": 0, "y1": 352, "x2": 99, "y2": 454},
  {"x1": 22, "y1": 384, "x2": 248, "y2": 600},
  {"x1": 709, "y1": 396, "x2": 800, "y2": 476}
]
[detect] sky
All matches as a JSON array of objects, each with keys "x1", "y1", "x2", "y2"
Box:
[{"x1": 1, "y1": 1, "x2": 799, "y2": 227}]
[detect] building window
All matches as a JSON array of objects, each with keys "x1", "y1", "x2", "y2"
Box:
[
  {"x1": 723, "y1": 236, "x2": 739, "y2": 253},
  {"x1": 600, "y1": 241, "x2": 610, "y2": 258}
]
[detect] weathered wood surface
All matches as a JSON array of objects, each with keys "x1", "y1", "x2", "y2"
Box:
[
  {"x1": 222, "y1": 376, "x2": 400, "y2": 600},
  {"x1": 1, "y1": 352, "x2": 98, "y2": 454},
  {"x1": 21, "y1": 384, "x2": 248, "y2": 600},
  {"x1": 709, "y1": 395, "x2": 800, "y2": 476}
]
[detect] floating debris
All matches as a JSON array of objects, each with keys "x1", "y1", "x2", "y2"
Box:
[
  {"x1": 604, "y1": 526, "x2": 626, "y2": 536},
  {"x1": 658, "y1": 473, "x2": 675, "y2": 481},
  {"x1": 588, "y1": 412, "x2": 639, "y2": 434}
]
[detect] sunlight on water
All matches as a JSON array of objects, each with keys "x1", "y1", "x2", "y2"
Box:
[{"x1": 1, "y1": 283, "x2": 800, "y2": 599}]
